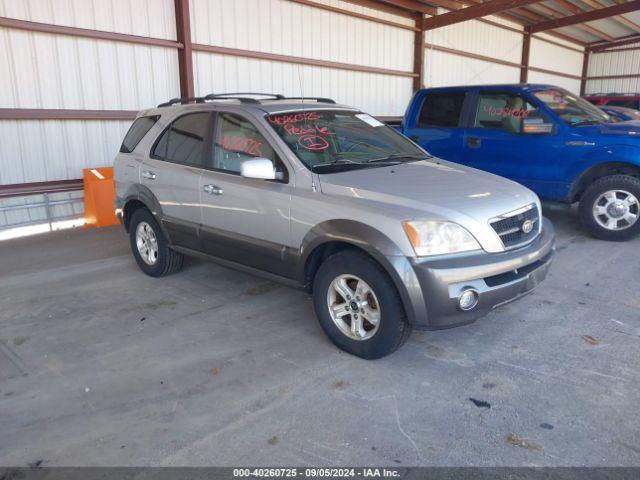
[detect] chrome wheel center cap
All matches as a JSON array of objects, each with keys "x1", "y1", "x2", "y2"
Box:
[{"x1": 608, "y1": 201, "x2": 627, "y2": 218}]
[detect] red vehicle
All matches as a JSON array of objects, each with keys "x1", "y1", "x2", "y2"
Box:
[{"x1": 584, "y1": 93, "x2": 640, "y2": 110}]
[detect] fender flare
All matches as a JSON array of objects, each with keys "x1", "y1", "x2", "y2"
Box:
[
  {"x1": 298, "y1": 220, "x2": 426, "y2": 325},
  {"x1": 121, "y1": 184, "x2": 169, "y2": 239},
  {"x1": 569, "y1": 160, "x2": 640, "y2": 202}
]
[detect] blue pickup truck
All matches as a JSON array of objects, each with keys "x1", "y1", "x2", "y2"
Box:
[{"x1": 399, "y1": 84, "x2": 640, "y2": 241}]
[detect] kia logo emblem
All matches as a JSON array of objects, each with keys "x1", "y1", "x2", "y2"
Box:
[{"x1": 522, "y1": 219, "x2": 534, "y2": 234}]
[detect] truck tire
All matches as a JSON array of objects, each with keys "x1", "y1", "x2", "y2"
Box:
[
  {"x1": 129, "y1": 208, "x2": 184, "y2": 277},
  {"x1": 579, "y1": 174, "x2": 640, "y2": 241},
  {"x1": 312, "y1": 250, "x2": 412, "y2": 359}
]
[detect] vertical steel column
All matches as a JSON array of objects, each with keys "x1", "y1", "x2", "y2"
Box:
[
  {"x1": 413, "y1": 13, "x2": 425, "y2": 92},
  {"x1": 520, "y1": 27, "x2": 531, "y2": 83},
  {"x1": 580, "y1": 49, "x2": 590, "y2": 96},
  {"x1": 175, "y1": 0, "x2": 195, "y2": 98}
]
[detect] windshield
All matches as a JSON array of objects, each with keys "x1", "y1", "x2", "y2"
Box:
[
  {"x1": 533, "y1": 89, "x2": 611, "y2": 127},
  {"x1": 266, "y1": 110, "x2": 429, "y2": 173}
]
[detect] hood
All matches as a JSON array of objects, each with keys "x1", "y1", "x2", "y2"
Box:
[{"x1": 318, "y1": 160, "x2": 539, "y2": 253}]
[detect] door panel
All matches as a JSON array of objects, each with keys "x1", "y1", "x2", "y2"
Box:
[
  {"x1": 199, "y1": 112, "x2": 293, "y2": 277},
  {"x1": 142, "y1": 112, "x2": 211, "y2": 250},
  {"x1": 462, "y1": 92, "x2": 567, "y2": 198},
  {"x1": 403, "y1": 91, "x2": 467, "y2": 163}
]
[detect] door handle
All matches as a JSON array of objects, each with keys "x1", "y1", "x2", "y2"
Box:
[
  {"x1": 141, "y1": 170, "x2": 156, "y2": 180},
  {"x1": 466, "y1": 137, "x2": 481, "y2": 148},
  {"x1": 203, "y1": 184, "x2": 223, "y2": 195}
]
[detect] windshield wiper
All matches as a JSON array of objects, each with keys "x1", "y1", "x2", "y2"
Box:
[{"x1": 365, "y1": 153, "x2": 430, "y2": 163}]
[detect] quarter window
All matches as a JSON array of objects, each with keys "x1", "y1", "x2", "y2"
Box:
[
  {"x1": 211, "y1": 113, "x2": 277, "y2": 174},
  {"x1": 418, "y1": 92, "x2": 466, "y2": 127},
  {"x1": 120, "y1": 115, "x2": 159, "y2": 153},
  {"x1": 474, "y1": 93, "x2": 542, "y2": 134}
]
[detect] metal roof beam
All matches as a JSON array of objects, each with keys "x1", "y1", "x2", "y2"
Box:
[
  {"x1": 422, "y1": 0, "x2": 541, "y2": 30},
  {"x1": 531, "y1": 1, "x2": 640, "y2": 33}
]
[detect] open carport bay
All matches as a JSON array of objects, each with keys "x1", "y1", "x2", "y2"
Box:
[{"x1": 1, "y1": 204, "x2": 638, "y2": 467}]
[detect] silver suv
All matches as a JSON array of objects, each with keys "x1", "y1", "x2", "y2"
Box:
[{"x1": 114, "y1": 93, "x2": 555, "y2": 359}]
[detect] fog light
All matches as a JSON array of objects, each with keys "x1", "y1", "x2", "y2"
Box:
[{"x1": 459, "y1": 289, "x2": 479, "y2": 311}]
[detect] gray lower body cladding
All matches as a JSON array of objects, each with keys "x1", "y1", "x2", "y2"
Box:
[{"x1": 389, "y1": 218, "x2": 555, "y2": 329}]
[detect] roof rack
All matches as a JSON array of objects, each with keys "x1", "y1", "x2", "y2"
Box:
[
  {"x1": 157, "y1": 93, "x2": 337, "y2": 108},
  {"x1": 282, "y1": 96, "x2": 336, "y2": 104}
]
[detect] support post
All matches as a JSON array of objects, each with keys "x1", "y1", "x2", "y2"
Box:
[
  {"x1": 413, "y1": 13, "x2": 425, "y2": 92},
  {"x1": 520, "y1": 27, "x2": 531, "y2": 83},
  {"x1": 580, "y1": 49, "x2": 590, "y2": 96},
  {"x1": 175, "y1": 0, "x2": 194, "y2": 98}
]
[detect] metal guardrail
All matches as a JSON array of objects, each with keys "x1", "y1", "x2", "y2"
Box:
[{"x1": 0, "y1": 179, "x2": 84, "y2": 231}]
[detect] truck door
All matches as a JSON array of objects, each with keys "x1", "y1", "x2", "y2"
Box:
[
  {"x1": 462, "y1": 91, "x2": 564, "y2": 196},
  {"x1": 403, "y1": 91, "x2": 467, "y2": 163}
]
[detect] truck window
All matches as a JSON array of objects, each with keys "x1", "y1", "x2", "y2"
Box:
[
  {"x1": 418, "y1": 92, "x2": 465, "y2": 127},
  {"x1": 474, "y1": 93, "x2": 542, "y2": 134},
  {"x1": 120, "y1": 115, "x2": 159, "y2": 153},
  {"x1": 211, "y1": 113, "x2": 278, "y2": 174},
  {"x1": 151, "y1": 112, "x2": 210, "y2": 166}
]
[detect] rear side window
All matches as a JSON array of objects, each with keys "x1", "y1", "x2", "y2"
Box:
[
  {"x1": 151, "y1": 112, "x2": 210, "y2": 167},
  {"x1": 418, "y1": 92, "x2": 466, "y2": 127},
  {"x1": 120, "y1": 115, "x2": 159, "y2": 153}
]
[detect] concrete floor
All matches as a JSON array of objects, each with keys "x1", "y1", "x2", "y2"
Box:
[{"x1": 1, "y1": 203, "x2": 639, "y2": 467}]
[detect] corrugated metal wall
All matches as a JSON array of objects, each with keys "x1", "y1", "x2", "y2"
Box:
[
  {"x1": 424, "y1": 14, "x2": 522, "y2": 87},
  {"x1": 190, "y1": 0, "x2": 415, "y2": 116},
  {"x1": 586, "y1": 44, "x2": 640, "y2": 94},
  {"x1": 529, "y1": 33, "x2": 583, "y2": 93},
  {"x1": 0, "y1": 0, "x2": 179, "y2": 227}
]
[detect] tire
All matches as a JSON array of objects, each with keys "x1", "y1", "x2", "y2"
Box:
[
  {"x1": 129, "y1": 208, "x2": 184, "y2": 277},
  {"x1": 312, "y1": 250, "x2": 412, "y2": 359},
  {"x1": 578, "y1": 174, "x2": 640, "y2": 241}
]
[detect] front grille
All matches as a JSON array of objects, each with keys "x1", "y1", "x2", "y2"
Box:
[{"x1": 490, "y1": 204, "x2": 539, "y2": 249}]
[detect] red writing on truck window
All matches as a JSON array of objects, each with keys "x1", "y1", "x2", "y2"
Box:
[
  {"x1": 484, "y1": 106, "x2": 530, "y2": 119},
  {"x1": 268, "y1": 112, "x2": 320, "y2": 126},
  {"x1": 219, "y1": 135, "x2": 263, "y2": 157}
]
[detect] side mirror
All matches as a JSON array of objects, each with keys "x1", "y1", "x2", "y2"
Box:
[
  {"x1": 522, "y1": 118, "x2": 554, "y2": 134},
  {"x1": 240, "y1": 158, "x2": 281, "y2": 180}
]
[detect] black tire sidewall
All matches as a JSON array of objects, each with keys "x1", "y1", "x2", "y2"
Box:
[
  {"x1": 129, "y1": 209, "x2": 171, "y2": 277},
  {"x1": 312, "y1": 251, "x2": 409, "y2": 359},
  {"x1": 579, "y1": 175, "x2": 640, "y2": 241}
]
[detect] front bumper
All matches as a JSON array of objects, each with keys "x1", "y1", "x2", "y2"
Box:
[{"x1": 396, "y1": 218, "x2": 555, "y2": 329}]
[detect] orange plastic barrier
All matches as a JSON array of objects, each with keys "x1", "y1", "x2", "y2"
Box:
[{"x1": 83, "y1": 167, "x2": 119, "y2": 228}]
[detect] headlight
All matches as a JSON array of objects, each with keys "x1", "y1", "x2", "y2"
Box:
[{"x1": 402, "y1": 221, "x2": 481, "y2": 256}]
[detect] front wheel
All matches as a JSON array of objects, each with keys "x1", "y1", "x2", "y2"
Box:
[
  {"x1": 312, "y1": 250, "x2": 411, "y2": 359},
  {"x1": 579, "y1": 175, "x2": 640, "y2": 241}
]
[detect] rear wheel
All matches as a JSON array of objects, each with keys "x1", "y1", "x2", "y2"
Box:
[
  {"x1": 579, "y1": 175, "x2": 640, "y2": 241},
  {"x1": 129, "y1": 208, "x2": 184, "y2": 277},
  {"x1": 312, "y1": 250, "x2": 411, "y2": 359}
]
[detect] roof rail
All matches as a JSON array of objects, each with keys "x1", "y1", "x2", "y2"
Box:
[
  {"x1": 157, "y1": 93, "x2": 337, "y2": 108},
  {"x1": 282, "y1": 96, "x2": 336, "y2": 104}
]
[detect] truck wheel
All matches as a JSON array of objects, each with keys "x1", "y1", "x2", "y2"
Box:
[
  {"x1": 579, "y1": 175, "x2": 640, "y2": 241},
  {"x1": 129, "y1": 208, "x2": 184, "y2": 277},
  {"x1": 312, "y1": 250, "x2": 411, "y2": 359}
]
